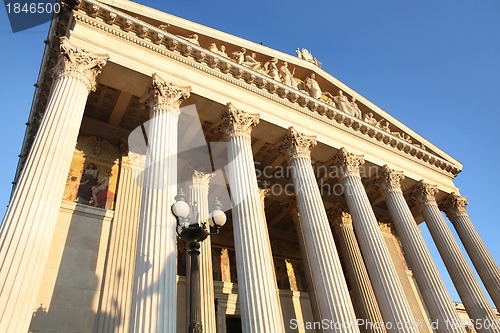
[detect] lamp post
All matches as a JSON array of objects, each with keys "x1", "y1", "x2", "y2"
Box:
[{"x1": 171, "y1": 189, "x2": 227, "y2": 333}]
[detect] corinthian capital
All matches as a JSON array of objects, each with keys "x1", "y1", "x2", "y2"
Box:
[
  {"x1": 219, "y1": 103, "x2": 260, "y2": 139},
  {"x1": 53, "y1": 37, "x2": 109, "y2": 92},
  {"x1": 327, "y1": 203, "x2": 353, "y2": 232},
  {"x1": 440, "y1": 192, "x2": 469, "y2": 221},
  {"x1": 190, "y1": 170, "x2": 215, "y2": 191},
  {"x1": 280, "y1": 127, "x2": 317, "y2": 160},
  {"x1": 143, "y1": 73, "x2": 191, "y2": 114},
  {"x1": 408, "y1": 180, "x2": 438, "y2": 206},
  {"x1": 376, "y1": 165, "x2": 404, "y2": 194},
  {"x1": 332, "y1": 148, "x2": 365, "y2": 178}
]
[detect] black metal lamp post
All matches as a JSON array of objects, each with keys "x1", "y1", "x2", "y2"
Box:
[{"x1": 171, "y1": 189, "x2": 227, "y2": 333}]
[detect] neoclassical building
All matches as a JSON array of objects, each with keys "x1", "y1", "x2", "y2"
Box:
[{"x1": 0, "y1": 1, "x2": 499, "y2": 333}]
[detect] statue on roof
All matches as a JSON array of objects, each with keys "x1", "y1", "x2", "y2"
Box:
[
  {"x1": 295, "y1": 48, "x2": 303, "y2": 59},
  {"x1": 301, "y1": 49, "x2": 314, "y2": 62},
  {"x1": 296, "y1": 48, "x2": 322, "y2": 67}
]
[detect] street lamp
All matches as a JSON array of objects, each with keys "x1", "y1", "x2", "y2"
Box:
[{"x1": 171, "y1": 189, "x2": 227, "y2": 333}]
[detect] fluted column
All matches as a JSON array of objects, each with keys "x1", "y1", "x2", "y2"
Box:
[
  {"x1": 333, "y1": 148, "x2": 419, "y2": 333},
  {"x1": 409, "y1": 181, "x2": 499, "y2": 333},
  {"x1": 219, "y1": 103, "x2": 284, "y2": 333},
  {"x1": 97, "y1": 152, "x2": 145, "y2": 333},
  {"x1": 0, "y1": 37, "x2": 108, "y2": 332},
  {"x1": 190, "y1": 170, "x2": 216, "y2": 333},
  {"x1": 130, "y1": 74, "x2": 191, "y2": 333},
  {"x1": 376, "y1": 166, "x2": 466, "y2": 333},
  {"x1": 289, "y1": 205, "x2": 322, "y2": 324},
  {"x1": 281, "y1": 128, "x2": 360, "y2": 333},
  {"x1": 441, "y1": 194, "x2": 500, "y2": 310},
  {"x1": 259, "y1": 188, "x2": 279, "y2": 290},
  {"x1": 329, "y1": 205, "x2": 387, "y2": 333}
]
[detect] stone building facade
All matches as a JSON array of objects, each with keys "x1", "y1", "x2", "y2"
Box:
[{"x1": 0, "y1": 0, "x2": 498, "y2": 332}]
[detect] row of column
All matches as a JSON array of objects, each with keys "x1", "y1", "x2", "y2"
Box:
[
  {"x1": 1, "y1": 35, "x2": 498, "y2": 333},
  {"x1": 118, "y1": 95, "x2": 500, "y2": 333}
]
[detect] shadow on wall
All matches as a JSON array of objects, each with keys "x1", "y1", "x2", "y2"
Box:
[{"x1": 28, "y1": 205, "x2": 120, "y2": 333}]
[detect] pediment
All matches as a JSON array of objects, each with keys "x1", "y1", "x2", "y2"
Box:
[{"x1": 77, "y1": 0, "x2": 462, "y2": 175}]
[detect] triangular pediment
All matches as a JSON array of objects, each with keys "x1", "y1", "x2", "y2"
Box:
[{"x1": 79, "y1": 0, "x2": 462, "y2": 175}]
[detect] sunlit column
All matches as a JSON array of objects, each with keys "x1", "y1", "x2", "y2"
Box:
[
  {"x1": 220, "y1": 103, "x2": 285, "y2": 332},
  {"x1": 190, "y1": 170, "x2": 216, "y2": 333},
  {"x1": 289, "y1": 205, "x2": 322, "y2": 324},
  {"x1": 130, "y1": 74, "x2": 191, "y2": 333},
  {"x1": 0, "y1": 37, "x2": 108, "y2": 333},
  {"x1": 97, "y1": 151, "x2": 145, "y2": 333},
  {"x1": 440, "y1": 193, "x2": 500, "y2": 310},
  {"x1": 376, "y1": 166, "x2": 466, "y2": 333},
  {"x1": 281, "y1": 128, "x2": 360, "y2": 333},
  {"x1": 259, "y1": 188, "x2": 279, "y2": 291},
  {"x1": 328, "y1": 205, "x2": 387, "y2": 333},
  {"x1": 409, "y1": 181, "x2": 499, "y2": 333},
  {"x1": 333, "y1": 148, "x2": 419, "y2": 333}
]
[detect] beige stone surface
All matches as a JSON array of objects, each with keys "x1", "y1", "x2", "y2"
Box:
[{"x1": 30, "y1": 202, "x2": 113, "y2": 333}]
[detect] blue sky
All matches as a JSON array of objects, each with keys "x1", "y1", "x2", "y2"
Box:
[{"x1": 0, "y1": 0, "x2": 499, "y2": 306}]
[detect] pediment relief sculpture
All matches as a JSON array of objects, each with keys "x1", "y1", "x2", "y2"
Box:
[
  {"x1": 66, "y1": 2, "x2": 458, "y2": 174},
  {"x1": 177, "y1": 33, "x2": 200, "y2": 46},
  {"x1": 209, "y1": 43, "x2": 229, "y2": 58},
  {"x1": 304, "y1": 74, "x2": 322, "y2": 99},
  {"x1": 168, "y1": 30, "x2": 420, "y2": 148},
  {"x1": 279, "y1": 61, "x2": 298, "y2": 89}
]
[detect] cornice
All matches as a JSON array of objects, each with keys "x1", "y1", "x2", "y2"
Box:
[{"x1": 71, "y1": 0, "x2": 460, "y2": 178}]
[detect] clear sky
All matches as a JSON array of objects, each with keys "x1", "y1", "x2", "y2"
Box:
[{"x1": 0, "y1": 0, "x2": 499, "y2": 307}]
